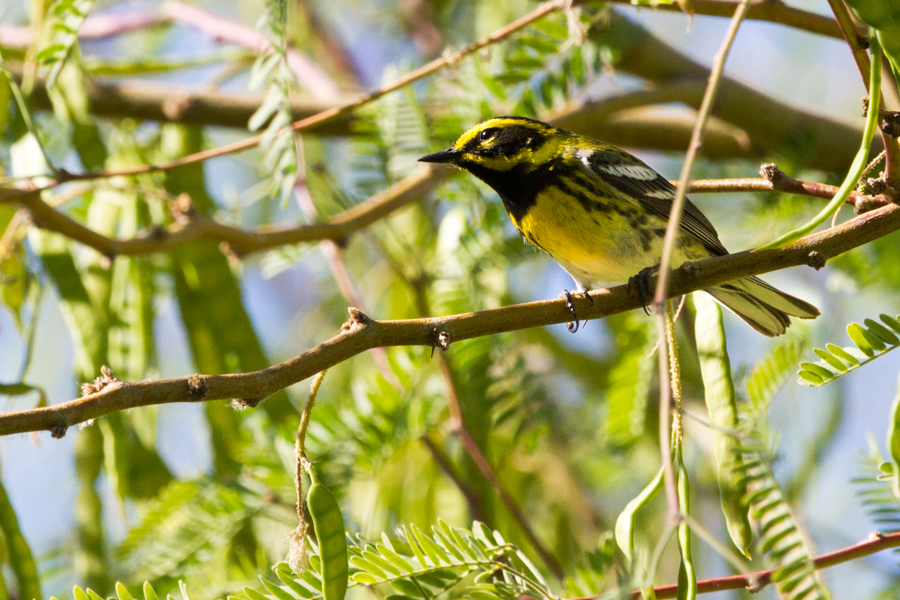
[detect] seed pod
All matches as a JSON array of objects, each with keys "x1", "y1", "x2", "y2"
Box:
[{"x1": 307, "y1": 466, "x2": 348, "y2": 600}]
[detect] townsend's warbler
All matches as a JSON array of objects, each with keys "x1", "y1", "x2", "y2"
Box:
[{"x1": 419, "y1": 116, "x2": 819, "y2": 336}]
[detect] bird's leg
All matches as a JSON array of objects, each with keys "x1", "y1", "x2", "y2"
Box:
[
  {"x1": 628, "y1": 266, "x2": 659, "y2": 315},
  {"x1": 560, "y1": 288, "x2": 593, "y2": 334}
]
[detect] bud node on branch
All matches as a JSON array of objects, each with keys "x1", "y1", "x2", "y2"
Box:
[{"x1": 187, "y1": 374, "x2": 209, "y2": 399}]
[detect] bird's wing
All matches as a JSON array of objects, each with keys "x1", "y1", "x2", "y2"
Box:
[{"x1": 572, "y1": 145, "x2": 729, "y2": 256}]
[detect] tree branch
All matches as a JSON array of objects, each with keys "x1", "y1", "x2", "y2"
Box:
[
  {"x1": 0, "y1": 166, "x2": 445, "y2": 257},
  {"x1": 607, "y1": 0, "x2": 849, "y2": 40},
  {"x1": 620, "y1": 530, "x2": 900, "y2": 599},
  {"x1": 3, "y1": 200, "x2": 899, "y2": 437},
  {"x1": 17, "y1": 71, "x2": 358, "y2": 132}
]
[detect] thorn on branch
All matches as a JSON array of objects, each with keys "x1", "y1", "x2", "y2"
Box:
[
  {"x1": 863, "y1": 177, "x2": 887, "y2": 196},
  {"x1": 342, "y1": 307, "x2": 372, "y2": 333},
  {"x1": 232, "y1": 397, "x2": 261, "y2": 409},
  {"x1": 806, "y1": 250, "x2": 827, "y2": 270},
  {"x1": 431, "y1": 329, "x2": 451, "y2": 356},
  {"x1": 149, "y1": 225, "x2": 168, "y2": 241},
  {"x1": 746, "y1": 573, "x2": 764, "y2": 593},
  {"x1": 759, "y1": 163, "x2": 799, "y2": 190},
  {"x1": 187, "y1": 374, "x2": 208, "y2": 399},
  {"x1": 81, "y1": 365, "x2": 119, "y2": 396},
  {"x1": 52, "y1": 168, "x2": 74, "y2": 183},
  {"x1": 880, "y1": 110, "x2": 900, "y2": 138}
]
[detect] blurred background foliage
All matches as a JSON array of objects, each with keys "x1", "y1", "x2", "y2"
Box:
[{"x1": 1, "y1": 0, "x2": 900, "y2": 599}]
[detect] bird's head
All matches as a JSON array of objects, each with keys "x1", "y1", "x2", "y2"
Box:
[{"x1": 419, "y1": 117, "x2": 563, "y2": 173}]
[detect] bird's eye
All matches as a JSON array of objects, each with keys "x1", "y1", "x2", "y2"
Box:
[{"x1": 479, "y1": 128, "x2": 499, "y2": 142}]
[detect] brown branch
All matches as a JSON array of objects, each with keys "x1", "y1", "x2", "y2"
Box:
[
  {"x1": 0, "y1": 166, "x2": 445, "y2": 257},
  {"x1": 3, "y1": 200, "x2": 900, "y2": 438},
  {"x1": 826, "y1": 0, "x2": 871, "y2": 88},
  {"x1": 421, "y1": 432, "x2": 489, "y2": 524},
  {"x1": 0, "y1": 10, "x2": 165, "y2": 47},
  {"x1": 18, "y1": 72, "x2": 359, "y2": 133},
  {"x1": 2, "y1": 168, "x2": 887, "y2": 262},
  {"x1": 436, "y1": 354, "x2": 564, "y2": 579},
  {"x1": 618, "y1": 531, "x2": 900, "y2": 599},
  {"x1": 607, "y1": 0, "x2": 848, "y2": 40}
]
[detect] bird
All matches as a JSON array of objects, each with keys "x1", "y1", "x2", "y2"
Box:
[{"x1": 418, "y1": 116, "x2": 819, "y2": 336}]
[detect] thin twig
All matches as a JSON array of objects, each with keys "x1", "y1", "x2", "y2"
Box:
[
  {"x1": 434, "y1": 354, "x2": 565, "y2": 579},
  {"x1": 680, "y1": 514, "x2": 753, "y2": 578},
  {"x1": 653, "y1": 0, "x2": 755, "y2": 523},
  {"x1": 826, "y1": 0, "x2": 872, "y2": 88},
  {"x1": 293, "y1": 164, "x2": 403, "y2": 391},
  {"x1": 619, "y1": 531, "x2": 900, "y2": 599},
  {"x1": 0, "y1": 165, "x2": 445, "y2": 257},
  {"x1": 23, "y1": 0, "x2": 568, "y2": 189},
  {"x1": 288, "y1": 370, "x2": 326, "y2": 574},
  {"x1": 420, "y1": 432, "x2": 489, "y2": 524},
  {"x1": 3, "y1": 200, "x2": 900, "y2": 437},
  {"x1": 607, "y1": 0, "x2": 847, "y2": 40}
]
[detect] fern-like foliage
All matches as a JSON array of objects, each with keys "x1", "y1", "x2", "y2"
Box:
[
  {"x1": 117, "y1": 478, "x2": 276, "y2": 586},
  {"x1": 853, "y1": 446, "x2": 900, "y2": 535},
  {"x1": 744, "y1": 335, "x2": 806, "y2": 441},
  {"x1": 604, "y1": 316, "x2": 655, "y2": 448},
  {"x1": 798, "y1": 314, "x2": 900, "y2": 387},
  {"x1": 35, "y1": 0, "x2": 95, "y2": 88},
  {"x1": 248, "y1": 0, "x2": 299, "y2": 203},
  {"x1": 63, "y1": 580, "x2": 173, "y2": 600},
  {"x1": 237, "y1": 520, "x2": 555, "y2": 600},
  {"x1": 738, "y1": 449, "x2": 830, "y2": 600},
  {"x1": 736, "y1": 333, "x2": 831, "y2": 599},
  {"x1": 561, "y1": 534, "x2": 616, "y2": 598}
]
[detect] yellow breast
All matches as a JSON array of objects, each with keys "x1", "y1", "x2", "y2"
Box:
[{"x1": 510, "y1": 186, "x2": 675, "y2": 288}]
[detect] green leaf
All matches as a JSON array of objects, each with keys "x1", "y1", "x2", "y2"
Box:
[
  {"x1": 676, "y1": 465, "x2": 696, "y2": 600},
  {"x1": 812, "y1": 348, "x2": 847, "y2": 372},
  {"x1": 693, "y1": 293, "x2": 751, "y2": 555},
  {"x1": 0, "y1": 479, "x2": 41, "y2": 600},
  {"x1": 614, "y1": 466, "x2": 664, "y2": 562},
  {"x1": 799, "y1": 317, "x2": 900, "y2": 386},
  {"x1": 889, "y1": 372, "x2": 900, "y2": 499},
  {"x1": 116, "y1": 583, "x2": 135, "y2": 600}
]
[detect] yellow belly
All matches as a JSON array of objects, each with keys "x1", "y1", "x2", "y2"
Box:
[{"x1": 511, "y1": 187, "x2": 707, "y2": 289}]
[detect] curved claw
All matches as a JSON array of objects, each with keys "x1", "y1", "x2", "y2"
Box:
[
  {"x1": 561, "y1": 289, "x2": 580, "y2": 333},
  {"x1": 628, "y1": 267, "x2": 657, "y2": 315},
  {"x1": 561, "y1": 289, "x2": 593, "y2": 333}
]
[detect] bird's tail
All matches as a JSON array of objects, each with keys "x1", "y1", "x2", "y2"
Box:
[{"x1": 705, "y1": 276, "x2": 819, "y2": 337}]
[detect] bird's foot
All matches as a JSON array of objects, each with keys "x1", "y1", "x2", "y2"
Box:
[
  {"x1": 628, "y1": 266, "x2": 658, "y2": 315},
  {"x1": 560, "y1": 289, "x2": 593, "y2": 333}
]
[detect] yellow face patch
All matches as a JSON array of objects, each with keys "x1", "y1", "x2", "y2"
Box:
[{"x1": 451, "y1": 117, "x2": 563, "y2": 172}]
